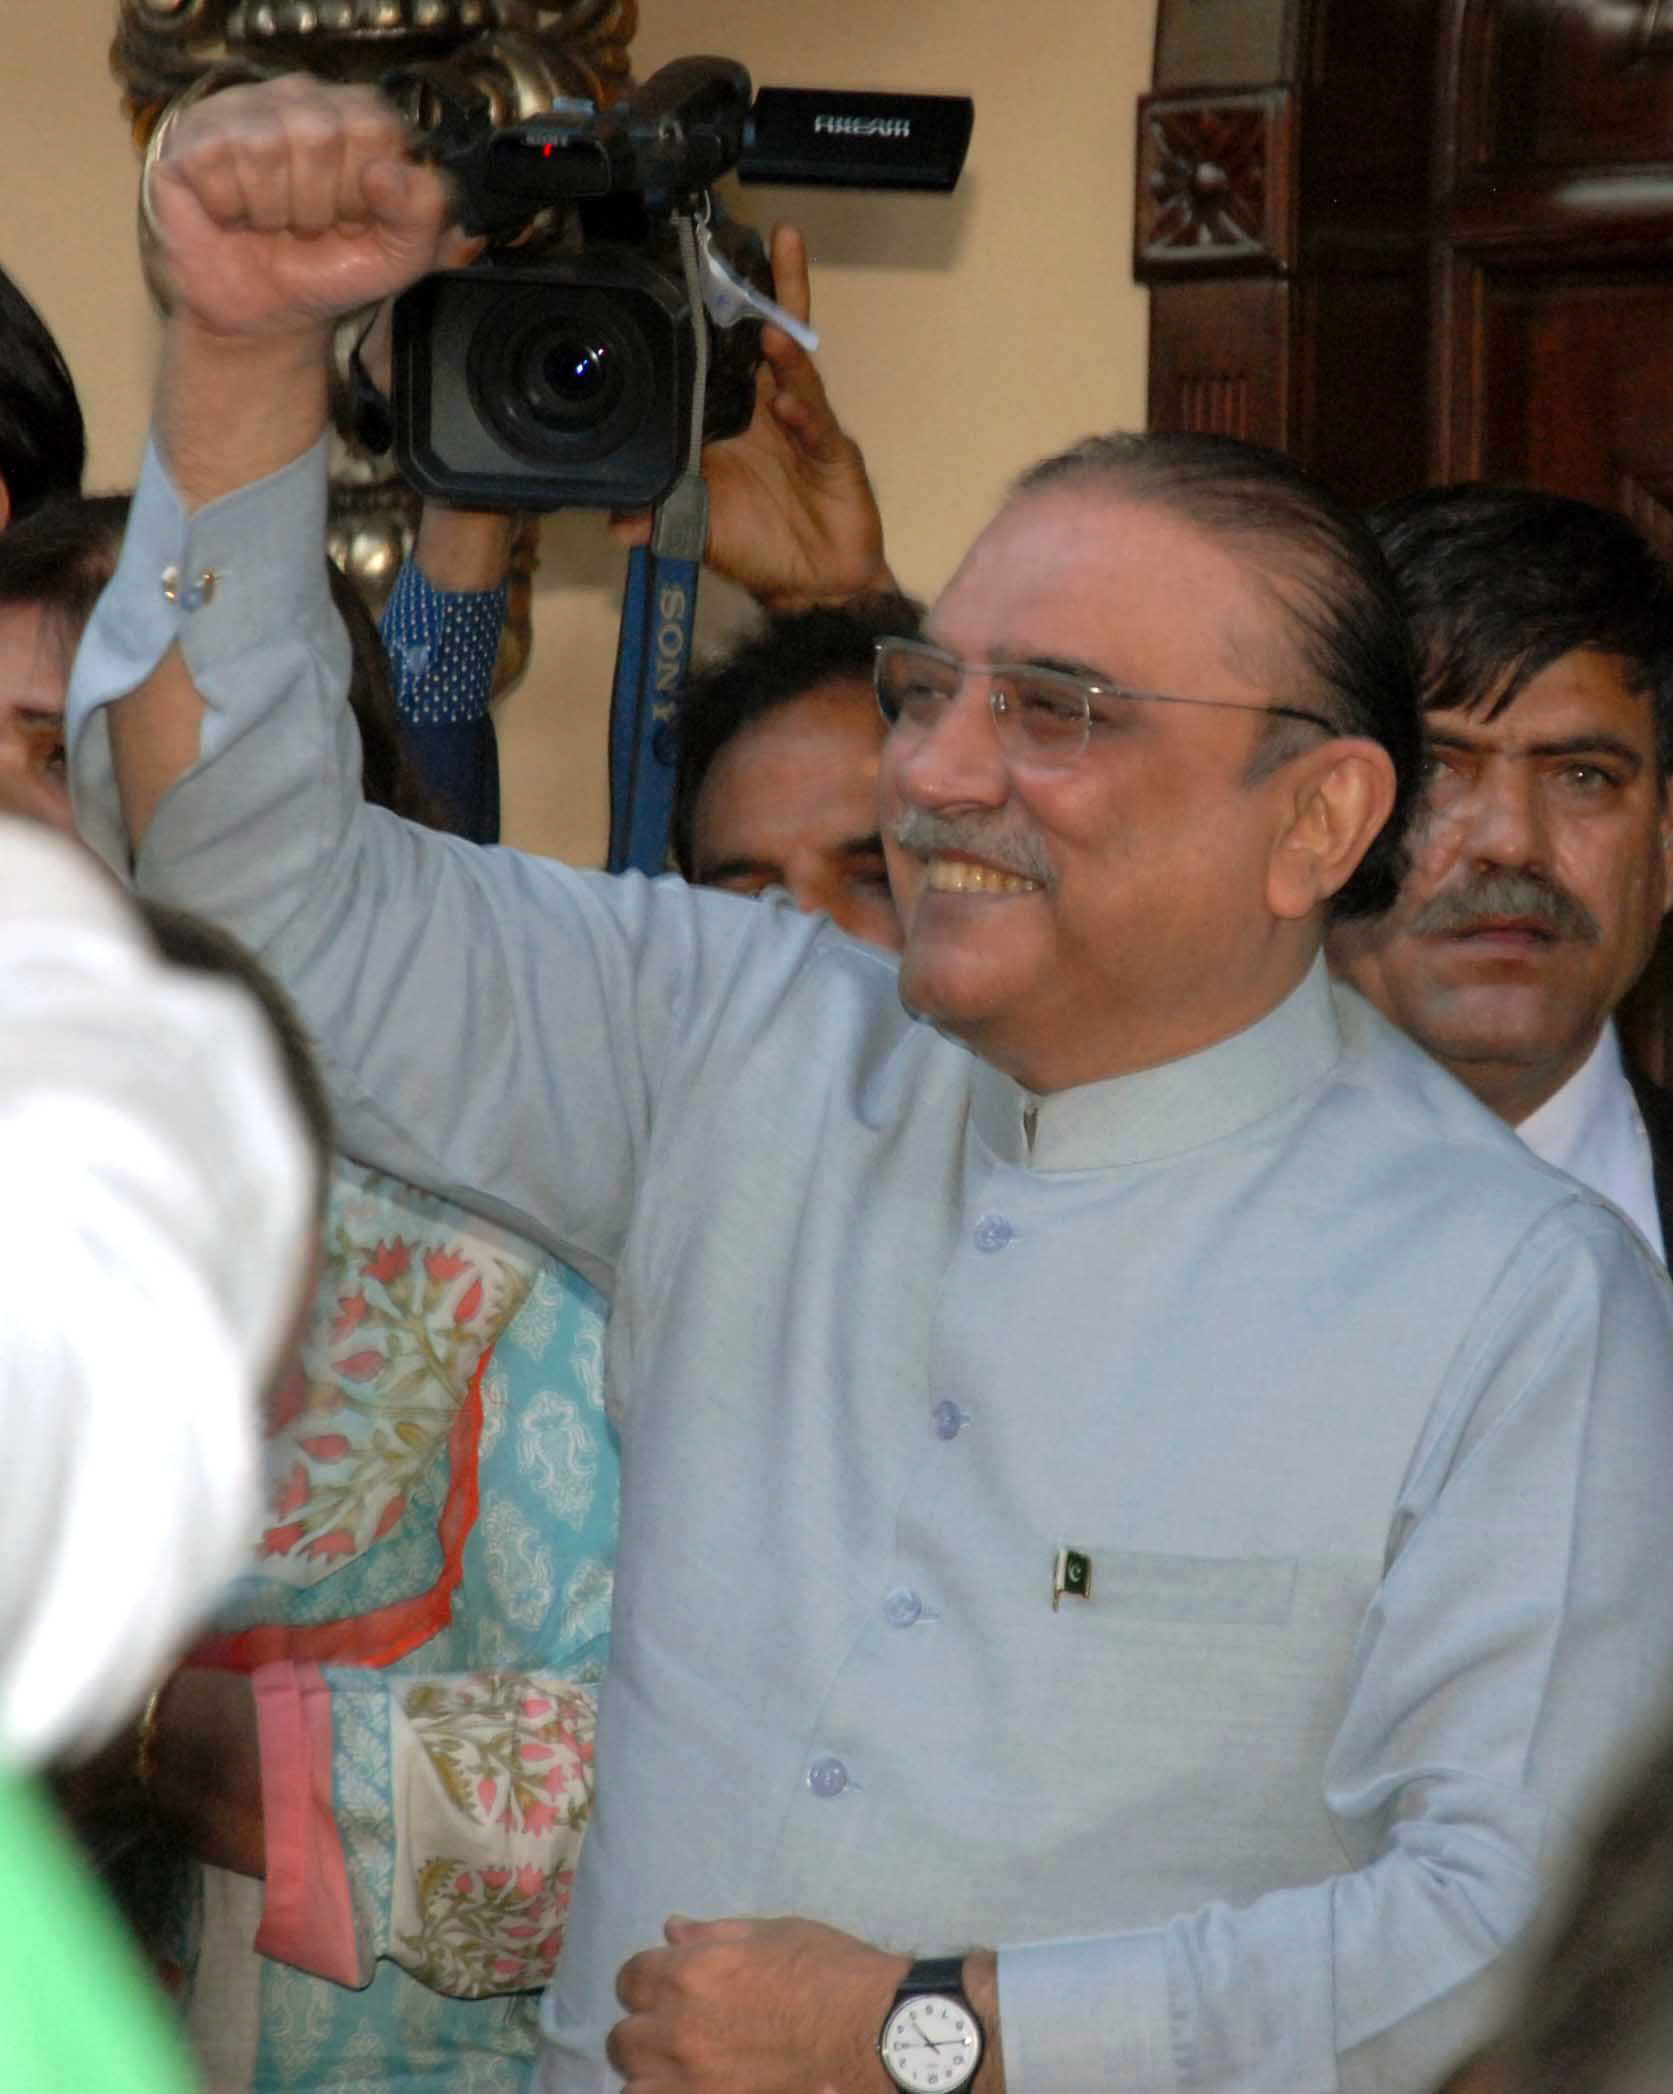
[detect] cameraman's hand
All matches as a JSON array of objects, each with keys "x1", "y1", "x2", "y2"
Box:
[
  {"x1": 610, "y1": 225, "x2": 896, "y2": 611},
  {"x1": 149, "y1": 75, "x2": 451, "y2": 346}
]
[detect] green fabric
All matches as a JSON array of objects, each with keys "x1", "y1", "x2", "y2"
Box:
[{"x1": 0, "y1": 1768, "x2": 194, "y2": 2092}]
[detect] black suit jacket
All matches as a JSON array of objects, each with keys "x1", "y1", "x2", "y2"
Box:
[{"x1": 1625, "y1": 1058, "x2": 1673, "y2": 1254}]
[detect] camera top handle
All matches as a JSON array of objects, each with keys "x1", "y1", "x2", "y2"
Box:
[{"x1": 400, "y1": 58, "x2": 755, "y2": 239}]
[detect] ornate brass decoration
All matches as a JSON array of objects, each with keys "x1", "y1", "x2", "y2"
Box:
[
  {"x1": 111, "y1": 0, "x2": 639, "y2": 687},
  {"x1": 114, "y1": 3, "x2": 638, "y2": 143},
  {"x1": 1135, "y1": 90, "x2": 1293, "y2": 279}
]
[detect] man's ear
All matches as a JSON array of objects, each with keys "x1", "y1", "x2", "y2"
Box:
[{"x1": 1265, "y1": 737, "x2": 1397, "y2": 923}]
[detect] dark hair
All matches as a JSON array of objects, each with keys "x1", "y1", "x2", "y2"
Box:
[
  {"x1": 0, "y1": 266, "x2": 86, "y2": 521},
  {"x1": 141, "y1": 901, "x2": 335, "y2": 1204},
  {"x1": 326, "y1": 559, "x2": 455, "y2": 830},
  {"x1": 0, "y1": 491, "x2": 129, "y2": 660},
  {"x1": 669, "y1": 593, "x2": 924, "y2": 879},
  {"x1": 1369, "y1": 483, "x2": 1673, "y2": 776},
  {"x1": 1014, "y1": 431, "x2": 1423, "y2": 919}
]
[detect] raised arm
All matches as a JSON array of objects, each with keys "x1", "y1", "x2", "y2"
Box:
[
  {"x1": 108, "y1": 76, "x2": 453, "y2": 850},
  {"x1": 70, "y1": 76, "x2": 804, "y2": 1281}
]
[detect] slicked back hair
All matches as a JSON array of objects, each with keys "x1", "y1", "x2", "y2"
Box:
[
  {"x1": 1013, "y1": 431, "x2": 1423, "y2": 920},
  {"x1": 1369, "y1": 483, "x2": 1673, "y2": 778},
  {"x1": 670, "y1": 594, "x2": 924, "y2": 880},
  {"x1": 0, "y1": 267, "x2": 85, "y2": 522}
]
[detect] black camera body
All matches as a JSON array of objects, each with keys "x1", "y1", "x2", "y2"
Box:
[
  {"x1": 396, "y1": 248, "x2": 730, "y2": 513},
  {"x1": 391, "y1": 58, "x2": 972, "y2": 512}
]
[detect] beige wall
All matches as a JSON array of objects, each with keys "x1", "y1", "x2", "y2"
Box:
[{"x1": 0, "y1": 1, "x2": 1156, "y2": 860}]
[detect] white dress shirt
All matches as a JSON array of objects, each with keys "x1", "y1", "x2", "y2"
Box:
[
  {"x1": 1517, "y1": 1022, "x2": 1664, "y2": 1258},
  {"x1": 67, "y1": 436, "x2": 1673, "y2": 2094},
  {"x1": 0, "y1": 819, "x2": 314, "y2": 1765}
]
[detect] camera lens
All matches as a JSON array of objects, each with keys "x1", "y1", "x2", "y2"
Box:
[
  {"x1": 541, "y1": 336, "x2": 612, "y2": 407},
  {"x1": 511, "y1": 320, "x2": 624, "y2": 432},
  {"x1": 443, "y1": 270, "x2": 684, "y2": 500},
  {"x1": 468, "y1": 289, "x2": 651, "y2": 465}
]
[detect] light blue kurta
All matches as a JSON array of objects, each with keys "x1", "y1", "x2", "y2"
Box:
[{"x1": 71, "y1": 435, "x2": 1673, "y2": 2094}]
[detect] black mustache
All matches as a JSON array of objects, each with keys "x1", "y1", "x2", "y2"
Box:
[{"x1": 1409, "y1": 869, "x2": 1600, "y2": 943}]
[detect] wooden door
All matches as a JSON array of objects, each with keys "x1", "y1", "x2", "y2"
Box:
[{"x1": 1142, "y1": 0, "x2": 1673, "y2": 1074}]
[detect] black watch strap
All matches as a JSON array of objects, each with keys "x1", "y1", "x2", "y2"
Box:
[{"x1": 896, "y1": 1955, "x2": 968, "y2": 1998}]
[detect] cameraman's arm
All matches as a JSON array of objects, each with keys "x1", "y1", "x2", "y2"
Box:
[{"x1": 381, "y1": 506, "x2": 514, "y2": 842}]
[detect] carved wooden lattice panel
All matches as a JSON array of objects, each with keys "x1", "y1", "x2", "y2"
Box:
[{"x1": 1135, "y1": 90, "x2": 1294, "y2": 279}]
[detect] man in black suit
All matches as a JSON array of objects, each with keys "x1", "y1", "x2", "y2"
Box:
[{"x1": 1331, "y1": 485, "x2": 1673, "y2": 1254}]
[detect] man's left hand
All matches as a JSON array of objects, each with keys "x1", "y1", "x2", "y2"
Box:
[{"x1": 609, "y1": 1914, "x2": 909, "y2": 2091}]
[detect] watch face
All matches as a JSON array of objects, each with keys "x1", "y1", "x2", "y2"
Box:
[{"x1": 880, "y1": 1992, "x2": 982, "y2": 2092}]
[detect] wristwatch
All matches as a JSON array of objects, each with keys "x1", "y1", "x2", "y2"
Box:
[{"x1": 877, "y1": 1955, "x2": 984, "y2": 2092}]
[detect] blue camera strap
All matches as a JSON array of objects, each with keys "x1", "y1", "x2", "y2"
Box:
[{"x1": 606, "y1": 515, "x2": 701, "y2": 875}]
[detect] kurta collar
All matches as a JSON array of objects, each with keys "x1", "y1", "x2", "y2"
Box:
[{"x1": 969, "y1": 952, "x2": 1342, "y2": 1172}]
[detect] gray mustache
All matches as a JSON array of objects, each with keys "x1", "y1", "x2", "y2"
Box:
[
  {"x1": 891, "y1": 809, "x2": 1055, "y2": 887},
  {"x1": 1408, "y1": 868, "x2": 1600, "y2": 943}
]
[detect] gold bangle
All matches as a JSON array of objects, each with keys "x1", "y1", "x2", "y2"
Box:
[{"x1": 135, "y1": 1679, "x2": 168, "y2": 1796}]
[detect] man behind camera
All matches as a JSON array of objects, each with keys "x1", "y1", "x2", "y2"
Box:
[{"x1": 70, "y1": 78, "x2": 1673, "y2": 2094}]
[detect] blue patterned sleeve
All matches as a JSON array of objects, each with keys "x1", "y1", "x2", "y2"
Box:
[{"x1": 380, "y1": 559, "x2": 509, "y2": 844}]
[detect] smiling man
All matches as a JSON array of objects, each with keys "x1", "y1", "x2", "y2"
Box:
[
  {"x1": 1331, "y1": 486, "x2": 1673, "y2": 1252},
  {"x1": 67, "y1": 79, "x2": 1673, "y2": 2094}
]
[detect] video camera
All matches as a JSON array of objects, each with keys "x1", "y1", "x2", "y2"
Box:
[{"x1": 390, "y1": 57, "x2": 973, "y2": 512}]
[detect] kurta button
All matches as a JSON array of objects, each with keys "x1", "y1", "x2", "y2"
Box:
[
  {"x1": 883, "y1": 1586, "x2": 922, "y2": 1627},
  {"x1": 931, "y1": 1400, "x2": 964, "y2": 1441},
  {"x1": 973, "y1": 1213, "x2": 1014, "y2": 1252},
  {"x1": 808, "y1": 1755, "x2": 849, "y2": 1797}
]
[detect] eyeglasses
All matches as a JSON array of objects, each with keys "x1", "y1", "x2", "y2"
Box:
[{"x1": 873, "y1": 636, "x2": 1339, "y2": 771}]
